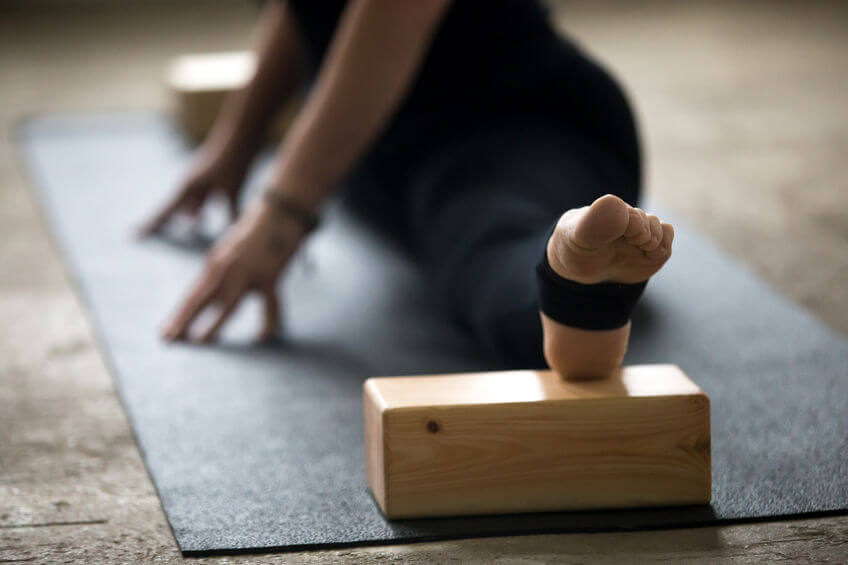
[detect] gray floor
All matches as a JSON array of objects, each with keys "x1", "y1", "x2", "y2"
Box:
[{"x1": 2, "y1": 1, "x2": 847, "y2": 562}]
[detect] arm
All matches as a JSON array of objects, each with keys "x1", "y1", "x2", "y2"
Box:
[
  {"x1": 142, "y1": 0, "x2": 307, "y2": 233},
  {"x1": 268, "y1": 0, "x2": 453, "y2": 210},
  {"x1": 208, "y1": 0, "x2": 307, "y2": 164},
  {"x1": 162, "y1": 0, "x2": 453, "y2": 342}
]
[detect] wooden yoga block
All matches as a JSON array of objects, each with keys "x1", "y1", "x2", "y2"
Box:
[
  {"x1": 364, "y1": 364, "x2": 711, "y2": 519},
  {"x1": 165, "y1": 51, "x2": 298, "y2": 143}
]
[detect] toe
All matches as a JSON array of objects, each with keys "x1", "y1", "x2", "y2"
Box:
[
  {"x1": 622, "y1": 207, "x2": 644, "y2": 238},
  {"x1": 572, "y1": 194, "x2": 630, "y2": 249},
  {"x1": 640, "y1": 214, "x2": 663, "y2": 251},
  {"x1": 645, "y1": 222, "x2": 674, "y2": 260},
  {"x1": 624, "y1": 208, "x2": 652, "y2": 246}
]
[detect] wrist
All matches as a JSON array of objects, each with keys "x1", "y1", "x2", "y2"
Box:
[
  {"x1": 240, "y1": 200, "x2": 308, "y2": 262},
  {"x1": 263, "y1": 190, "x2": 321, "y2": 234}
]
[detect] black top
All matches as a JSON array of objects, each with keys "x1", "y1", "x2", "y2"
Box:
[{"x1": 286, "y1": 0, "x2": 640, "y2": 186}]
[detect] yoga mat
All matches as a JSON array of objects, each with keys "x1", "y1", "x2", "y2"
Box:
[{"x1": 17, "y1": 113, "x2": 848, "y2": 555}]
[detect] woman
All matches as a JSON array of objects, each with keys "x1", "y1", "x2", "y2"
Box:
[{"x1": 141, "y1": 0, "x2": 674, "y2": 379}]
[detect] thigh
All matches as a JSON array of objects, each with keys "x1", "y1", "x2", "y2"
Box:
[
  {"x1": 406, "y1": 118, "x2": 639, "y2": 284},
  {"x1": 404, "y1": 119, "x2": 640, "y2": 366}
]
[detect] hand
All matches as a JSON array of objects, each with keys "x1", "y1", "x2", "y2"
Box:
[
  {"x1": 139, "y1": 143, "x2": 252, "y2": 237},
  {"x1": 161, "y1": 199, "x2": 306, "y2": 343}
]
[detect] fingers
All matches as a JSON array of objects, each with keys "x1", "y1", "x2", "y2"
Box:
[
  {"x1": 162, "y1": 259, "x2": 231, "y2": 342},
  {"x1": 198, "y1": 293, "x2": 242, "y2": 344},
  {"x1": 139, "y1": 190, "x2": 240, "y2": 239},
  {"x1": 162, "y1": 276, "x2": 219, "y2": 342},
  {"x1": 162, "y1": 273, "x2": 281, "y2": 344},
  {"x1": 138, "y1": 192, "x2": 186, "y2": 238},
  {"x1": 138, "y1": 175, "x2": 207, "y2": 238},
  {"x1": 194, "y1": 285, "x2": 279, "y2": 344},
  {"x1": 259, "y1": 287, "x2": 281, "y2": 342}
]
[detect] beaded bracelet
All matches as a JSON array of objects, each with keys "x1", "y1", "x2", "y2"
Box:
[{"x1": 264, "y1": 191, "x2": 321, "y2": 233}]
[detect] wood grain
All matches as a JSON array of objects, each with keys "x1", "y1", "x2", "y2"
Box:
[{"x1": 364, "y1": 364, "x2": 711, "y2": 519}]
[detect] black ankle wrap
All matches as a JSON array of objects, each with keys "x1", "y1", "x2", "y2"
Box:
[{"x1": 536, "y1": 251, "x2": 647, "y2": 330}]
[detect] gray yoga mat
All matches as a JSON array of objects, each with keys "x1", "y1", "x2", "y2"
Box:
[{"x1": 18, "y1": 112, "x2": 848, "y2": 555}]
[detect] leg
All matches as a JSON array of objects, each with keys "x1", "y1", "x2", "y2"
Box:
[
  {"x1": 540, "y1": 195, "x2": 674, "y2": 378},
  {"x1": 406, "y1": 121, "x2": 640, "y2": 368}
]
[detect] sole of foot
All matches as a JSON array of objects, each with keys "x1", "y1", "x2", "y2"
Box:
[{"x1": 546, "y1": 194, "x2": 674, "y2": 285}]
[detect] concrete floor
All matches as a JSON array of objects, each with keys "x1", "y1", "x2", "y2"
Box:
[{"x1": 1, "y1": 1, "x2": 846, "y2": 562}]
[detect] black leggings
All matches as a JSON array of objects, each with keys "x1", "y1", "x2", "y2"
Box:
[{"x1": 345, "y1": 116, "x2": 641, "y2": 369}]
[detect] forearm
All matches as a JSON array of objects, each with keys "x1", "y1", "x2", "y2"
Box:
[
  {"x1": 268, "y1": 0, "x2": 452, "y2": 209},
  {"x1": 208, "y1": 0, "x2": 307, "y2": 158}
]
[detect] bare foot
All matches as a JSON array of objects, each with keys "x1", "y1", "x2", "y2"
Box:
[
  {"x1": 546, "y1": 194, "x2": 674, "y2": 285},
  {"x1": 541, "y1": 194, "x2": 674, "y2": 380}
]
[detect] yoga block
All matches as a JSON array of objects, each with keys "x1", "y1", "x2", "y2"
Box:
[
  {"x1": 363, "y1": 364, "x2": 711, "y2": 519},
  {"x1": 165, "y1": 51, "x2": 297, "y2": 143}
]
